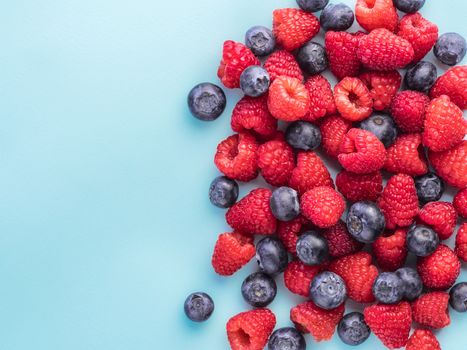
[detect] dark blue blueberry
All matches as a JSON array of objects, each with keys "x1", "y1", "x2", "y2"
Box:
[
  {"x1": 285, "y1": 121, "x2": 322, "y2": 151},
  {"x1": 346, "y1": 201, "x2": 385, "y2": 244},
  {"x1": 187, "y1": 83, "x2": 226, "y2": 121},
  {"x1": 240, "y1": 66, "x2": 270, "y2": 97},
  {"x1": 209, "y1": 176, "x2": 239, "y2": 208},
  {"x1": 296, "y1": 42, "x2": 328, "y2": 75},
  {"x1": 270, "y1": 187, "x2": 300, "y2": 222},
  {"x1": 268, "y1": 327, "x2": 306, "y2": 350},
  {"x1": 415, "y1": 172, "x2": 445, "y2": 204},
  {"x1": 405, "y1": 61, "x2": 437, "y2": 92},
  {"x1": 372, "y1": 272, "x2": 405, "y2": 304},
  {"x1": 337, "y1": 312, "x2": 371, "y2": 346},
  {"x1": 296, "y1": 0, "x2": 329, "y2": 12},
  {"x1": 396, "y1": 267, "x2": 423, "y2": 301},
  {"x1": 256, "y1": 237, "x2": 288, "y2": 275},
  {"x1": 449, "y1": 282, "x2": 467, "y2": 312},
  {"x1": 310, "y1": 271, "x2": 347, "y2": 309},
  {"x1": 393, "y1": 0, "x2": 425, "y2": 13},
  {"x1": 296, "y1": 231, "x2": 329, "y2": 266},
  {"x1": 184, "y1": 292, "x2": 214, "y2": 322},
  {"x1": 434, "y1": 33, "x2": 467, "y2": 66},
  {"x1": 359, "y1": 114, "x2": 397, "y2": 148},
  {"x1": 406, "y1": 225, "x2": 440, "y2": 257},
  {"x1": 245, "y1": 26, "x2": 276, "y2": 57},
  {"x1": 241, "y1": 272, "x2": 277, "y2": 307},
  {"x1": 320, "y1": 3, "x2": 355, "y2": 32}
]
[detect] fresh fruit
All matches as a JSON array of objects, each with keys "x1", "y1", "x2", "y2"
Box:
[
  {"x1": 434, "y1": 32, "x2": 467, "y2": 66},
  {"x1": 267, "y1": 327, "x2": 306, "y2": 350},
  {"x1": 373, "y1": 229, "x2": 408, "y2": 271},
  {"x1": 212, "y1": 232, "x2": 256, "y2": 276},
  {"x1": 267, "y1": 76, "x2": 310, "y2": 121},
  {"x1": 296, "y1": 41, "x2": 328, "y2": 75},
  {"x1": 418, "y1": 201, "x2": 457, "y2": 240},
  {"x1": 319, "y1": 114, "x2": 352, "y2": 158},
  {"x1": 390, "y1": 90, "x2": 429, "y2": 133},
  {"x1": 406, "y1": 329, "x2": 441, "y2": 350},
  {"x1": 239, "y1": 66, "x2": 270, "y2": 97},
  {"x1": 310, "y1": 271, "x2": 347, "y2": 310},
  {"x1": 415, "y1": 172, "x2": 445, "y2": 204},
  {"x1": 303, "y1": 75, "x2": 336, "y2": 122},
  {"x1": 257, "y1": 140, "x2": 295, "y2": 187},
  {"x1": 256, "y1": 237, "x2": 288, "y2": 275},
  {"x1": 454, "y1": 188, "x2": 467, "y2": 218},
  {"x1": 245, "y1": 26, "x2": 275, "y2": 57},
  {"x1": 300, "y1": 186, "x2": 345, "y2": 228},
  {"x1": 325, "y1": 31, "x2": 363, "y2": 80},
  {"x1": 296, "y1": 0, "x2": 329, "y2": 12},
  {"x1": 394, "y1": 0, "x2": 425, "y2": 13},
  {"x1": 285, "y1": 121, "x2": 321, "y2": 151},
  {"x1": 323, "y1": 220, "x2": 364, "y2": 258},
  {"x1": 359, "y1": 70, "x2": 401, "y2": 112},
  {"x1": 284, "y1": 260, "x2": 323, "y2": 297},
  {"x1": 455, "y1": 223, "x2": 467, "y2": 262},
  {"x1": 430, "y1": 65, "x2": 467, "y2": 110},
  {"x1": 296, "y1": 231, "x2": 329, "y2": 266},
  {"x1": 449, "y1": 282, "x2": 467, "y2": 313},
  {"x1": 396, "y1": 267, "x2": 423, "y2": 301},
  {"x1": 359, "y1": 114, "x2": 397, "y2": 147},
  {"x1": 406, "y1": 225, "x2": 440, "y2": 257},
  {"x1": 320, "y1": 3, "x2": 354, "y2": 32},
  {"x1": 289, "y1": 151, "x2": 334, "y2": 195},
  {"x1": 412, "y1": 292, "x2": 451, "y2": 329},
  {"x1": 264, "y1": 50, "x2": 304, "y2": 82},
  {"x1": 231, "y1": 95, "x2": 277, "y2": 138},
  {"x1": 372, "y1": 272, "x2": 405, "y2": 304},
  {"x1": 429, "y1": 140, "x2": 467, "y2": 189},
  {"x1": 346, "y1": 201, "x2": 385, "y2": 244},
  {"x1": 336, "y1": 171, "x2": 383, "y2": 202},
  {"x1": 404, "y1": 61, "x2": 437, "y2": 92},
  {"x1": 209, "y1": 176, "x2": 239, "y2": 208},
  {"x1": 269, "y1": 187, "x2": 300, "y2": 222},
  {"x1": 355, "y1": 0, "x2": 398, "y2": 33},
  {"x1": 188, "y1": 82, "x2": 226, "y2": 121},
  {"x1": 278, "y1": 216, "x2": 312, "y2": 254},
  {"x1": 241, "y1": 272, "x2": 277, "y2": 307},
  {"x1": 184, "y1": 292, "x2": 215, "y2": 322},
  {"x1": 337, "y1": 312, "x2": 370, "y2": 346},
  {"x1": 384, "y1": 133, "x2": 428, "y2": 176},
  {"x1": 334, "y1": 77, "x2": 373, "y2": 121}
]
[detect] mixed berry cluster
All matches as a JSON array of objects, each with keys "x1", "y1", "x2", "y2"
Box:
[{"x1": 185, "y1": 0, "x2": 467, "y2": 349}]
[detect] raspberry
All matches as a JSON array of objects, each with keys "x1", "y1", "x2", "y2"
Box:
[
  {"x1": 363, "y1": 302, "x2": 412, "y2": 349},
  {"x1": 277, "y1": 216, "x2": 313, "y2": 254},
  {"x1": 390, "y1": 90, "x2": 430, "y2": 133},
  {"x1": 355, "y1": 0, "x2": 398, "y2": 33},
  {"x1": 334, "y1": 77, "x2": 373, "y2": 121},
  {"x1": 303, "y1": 75, "x2": 336, "y2": 122},
  {"x1": 290, "y1": 301, "x2": 344, "y2": 342},
  {"x1": 338, "y1": 128, "x2": 387, "y2": 174},
  {"x1": 455, "y1": 223, "x2": 467, "y2": 262},
  {"x1": 211, "y1": 232, "x2": 256, "y2": 276},
  {"x1": 335, "y1": 170, "x2": 383, "y2": 202},
  {"x1": 423, "y1": 95, "x2": 466, "y2": 152},
  {"x1": 325, "y1": 31, "x2": 363, "y2": 80},
  {"x1": 264, "y1": 50, "x2": 304, "y2": 83},
  {"x1": 411, "y1": 292, "x2": 450, "y2": 329},
  {"x1": 323, "y1": 220, "x2": 364, "y2": 258},
  {"x1": 289, "y1": 151, "x2": 334, "y2": 195},
  {"x1": 329, "y1": 252, "x2": 378, "y2": 303},
  {"x1": 418, "y1": 202, "x2": 457, "y2": 240},
  {"x1": 257, "y1": 140, "x2": 295, "y2": 187},
  {"x1": 453, "y1": 188, "x2": 467, "y2": 218},
  {"x1": 273, "y1": 8, "x2": 320, "y2": 51},
  {"x1": 359, "y1": 70, "x2": 401, "y2": 111},
  {"x1": 226, "y1": 188, "x2": 277, "y2": 235},
  {"x1": 300, "y1": 186, "x2": 345, "y2": 228},
  {"x1": 267, "y1": 76, "x2": 310, "y2": 121},
  {"x1": 430, "y1": 65, "x2": 467, "y2": 110},
  {"x1": 397, "y1": 13, "x2": 439, "y2": 63},
  {"x1": 378, "y1": 174, "x2": 419, "y2": 229},
  {"x1": 319, "y1": 115, "x2": 352, "y2": 158},
  {"x1": 429, "y1": 140, "x2": 467, "y2": 189},
  {"x1": 226, "y1": 308, "x2": 276, "y2": 350},
  {"x1": 214, "y1": 133, "x2": 259, "y2": 182},
  {"x1": 372, "y1": 229, "x2": 408, "y2": 271},
  {"x1": 357, "y1": 29, "x2": 415, "y2": 71},
  {"x1": 231, "y1": 96, "x2": 277, "y2": 138},
  {"x1": 406, "y1": 329, "x2": 441, "y2": 350},
  {"x1": 217, "y1": 40, "x2": 260, "y2": 89},
  {"x1": 384, "y1": 133, "x2": 428, "y2": 177},
  {"x1": 284, "y1": 260, "x2": 323, "y2": 297},
  {"x1": 417, "y1": 244, "x2": 461, "y2": 290}
]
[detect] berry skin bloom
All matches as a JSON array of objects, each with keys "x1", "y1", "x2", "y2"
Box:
[
  {"x1": 231, "y1": 95, "x2": 277, "y2": 138},
  {"x1": 418, "y1": 201, "x2": 457, "y2": 240},
  {"x1": 323, "y1": 220, "x2": 364, "y2": 258},
  {"x1": 430, "y1": 65, "x2": 467, "y2": 110},
  {"x1": 359, "y1": 70, "x2": 401, "y2": 111},
  {"x1": 455, "y1": 223, "x2": 467, "y2": 262},
  {"x1": 325, "y1": 31, "x2": 363, "y2": 80},
  {"x1": 429, "y1": 140, "x2": 467, "y2": 189},
  {"x1": 267, "y1": 76, "x2": 310, "y2": 121},
  {"x1": 454, "y1": 188, "x2": 467, "y2": 218},
  {"x1": 390, "y1": 90, "x2": 430, "y2": 133},
  {"x1": 257, "y1": 140, "x2": 295, "y2": 187},
  {"x1": 355, "y1": 0, "x2": 398, "y2": 33},
  {"x1": 406, "y1": 329, "x2": 441, "y2": 350},
  {"x1": 384, "y1": 133, "x2": 428, "y2": 177},
  {"x1": 336, "y1": 170, "x2": 383, "y2": 202},
  {"x1": 411, "y1": 292, "x2": 451, "y2": 329},
  {"x1": 300, "y1": 186, "x2": 345, "y2": 228},
  {"x1": 284, "y1": 260, "x2": 323, "y2": 297},
  {"x1": 334, "y1": 77, "x2": 373, "y2": 121},
  {"x1": 303, "y1": 75, "x2": 336, "y2": 122},
  {"x1": 289, "y1": 151, "x2": 334, "y2": 195},
  {"x1": 373, "y1": 229, "x2": 408, "y2": 271},
  {"x1": 264, "y1": 50, "x2": 304, "y2": 83}
]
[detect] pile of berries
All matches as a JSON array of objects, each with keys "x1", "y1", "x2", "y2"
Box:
[{"x1": 186, "y1": 0, "x2": 467, "y2": 349}]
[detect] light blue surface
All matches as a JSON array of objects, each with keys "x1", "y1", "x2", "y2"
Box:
[{"x1": 0, "y1": 0, "x2": 465, "y2": 349}]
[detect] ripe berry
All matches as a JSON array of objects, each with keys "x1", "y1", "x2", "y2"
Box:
[
  {"x1": 300, "y1": 186, "x2": 345, "y2": 228},
  {"x1": 231, "y1": 95, "x2": 277, "y2": 138},
  {"x1": 390, "y1": 90, "x2": 430, "y2": 133},
  {"x1": 289, "y1": 151, "x2": 334, "y2": 195},
  {"x1": 268, "y1": 76, "x2": 310, "y2": 121},
  {"x1": 285, "y1": 121, "x2": 321, "y2": 151},
  {"x1": 245, "y1": 26, "x2": 275, "y2": 57},
  {"x1": 336, "y1": 171, "x2": 383, "y2": 202},
  {"x1": 209, "y1": 176, "x2": 239, "y2": 208},
  {"x1": 355, "y1": 0, "x2": 398, "y2": 33},
  {"x1": 325, "y1": 31, "x2": 363, "y2": 80},
  {"x1": 241, "y1": 272, "x2": 277, "y2": 307},
  {"x1": 267, "y1": 327, "x2": 306, "y2": 350},
  {"x1": 429, "y1": 140, "x2": 467, "y2": 189},
  {"x1": 396, "y1": 267, "x2": 423, "y2": 301},
  {"x1": 323, "y1": 220, "x2": 364, "y2": 258},
  {"x1": 406, "y1": 329, "x2": 441, "y2": 350},
  {"x1": 184, "y1": 292, "x2": 214, "y2": 322},
  {"x1": 319, "y1": 114, "x2": 352, "y2": 158},
  {"x1": 239, "y1": 66, "x2": 270, "y2": 97},
  {"x1": 270, "y1": 187, "x2": 300, "y2": 222},
  {"x1": 264, "y1": 50, "x2": 304, "y2": 82},
  {"x1": 434, "y1": 32, "x2": 467, "y2": 66},
  {"x1": 334, "y1": 77, "x2": 373, "y2": 122},
  {"x1": 296, "y1": 41, "x2": 328, "y2": 75},
  {"x1": 359, "y1": 70, "x2": 401, "y2": 112},
  {"x1": 449, "y1": 282, "x2": 467, "y2": 313},
  {"x1": 310, "y1": 271, "x2": 347, "y2": 310},
  {"x1": 430, "y1": 65, "x2": 467, "y2": 110},
  {"x1": 372, "y1": 272, "x2": 405, "y2": 304},
  {"x1": 284, "y1": 260, "x2": 322, "y2": 296},
  {"x1": 454, "y1": 188, "x2": 467, "y2": 218},
  {"x1": 227, "y1": 309, "x2": 276, "y2": 350},
  {"x1": 418, "y1": 201, "x2": 457, "y2": 240},
  {"x1": 296, "y1": 0, "x2": 329, "y2": 12},
  {"x1": 337, "y1": 312, "x2": 370, "y2": 346},
  {"x1": 256, "y1": 237, "x2": 288, "y2": 275},
  {"x1": 415, "y1": 172, "x2": 445, "y2": 204},
  {"x1": 320, "y1": 3, "x2": 354, "y2": 32},
  {"x1": 346, "y1": 201, "x2": 385, "y2": 244},
  {"x1": 412, "y1": 292, "x2": 451, "y2": 329},
  {"x1": 211, "y1": 232, "x2": 256, "y2": 276},
  {"x1": 394, "y1": 0, "x2": 425, "y2": 13},
  {"x1": 296, "y1": 231, "x2": 329, "y2": 266},
  {"x1": 303, "y1": 74, "x2": 336, "y2": 122},
  {"x1": 455, "y1": 223, "x2": 467, "y2": 262},
  {"x1": 384, "y1": 133, "x2": 428, "y2": 177},
  {"x1": 406, "y1": 225, "x2": 439, "y2": 257},
  {"x1": 258, "y1": 140, "x2": 295, "y2": 187},
  {"x1": 404, "y1": 61, "x2": 437, "y2": 92},
  {"x1": 373, "y1": 229, "x2": 408, "y2": 271},
  {"x1": 188, "y1": 83, "x2": 226, "y2": 121},
  {"x1": 359, "y1": 114, "x2": 397, "y2": 148}
]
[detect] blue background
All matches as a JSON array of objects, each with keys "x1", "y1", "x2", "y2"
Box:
[{"x1": 0, "y1": 0, "x2": 465, "y2": 349}]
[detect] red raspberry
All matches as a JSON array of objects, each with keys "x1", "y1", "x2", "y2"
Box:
[
  {"x1": 417, "y1": 244, "x2": 461, "y2": 290},
  {"x1": 323, "y1": 220, "x2": 364, "y2": 258},
  {"x1": 257, "y1": 140, "x2": 295, "y2": 187},
  {"x1": 359, "y1": 70, "x2": 401, "y2": 111},
  {"x1": 226, "y1": 188, "x2": 277, "y2": 235},
  {"x1": 406, "y1": 329, "x2": 441, "y2": 350},
  {"x1": 300, "y1": 186, "x2": 345, "y2": 228},
  {"x1": 267, "y1": 76, "x2": 310, "y2": 121},
  {"x1": 264, "y1": 50, "x2": 304, "y2": 83},
  {"x1": 284, "y1": 260, "x2": 323, "y2": 297},
  {"x1": 329, "y1": 252, "x2": 378, "y2": 303},
  {"x1": 277, "y1": 216, "x2": 313, "y2": 254},
  {"x1": 336, "y1": 170, "x2": 383, "y2": 202},
  {"x1": 338, "y1": 128, "x2": 387, "y2": 174},
  {"x1": 372, "y1": 229, "x2": 408, "y2": 271},
  {"x1": 217, "y1": 40, "x2": 260, "y2": 89},
  {"x1": 289, "y1": 151, "x2": 334, "y2": 195},
  {"x1": 430, "y1": 65, "x2": 467, "y2": 110},
  {"x1": 423, "y1": 95, "x2": 466, "y2": 152},
  {"x1": 429, "y1": 140, "x2": 467, "y2": 189},
  {"x1": 355, "y1": 0, "x2": 398, "y2": 33},
  {"x1": 418, "y1": 202, "x2": 457, "y2": 240},
  {"x1": 384, "y1": 133, "x2": 428, "y2": 177},
  {"x1": 303, "y1": 75, "x2": 336, "y2": 122},
  {"x1": 273, "y1": 8, "x2": 320, "y2": 51},
  {"x1": 226, "y1": 308, "x2": 276, "y2": 350},
  {"x1": 290, "y1": 301, "x2": 344, "y2": 342},
  {"x1": 411, "y1": 292, "x2": 450, "y2": 329},
  {"x1": 390, "y1": 90, "x2": 430, "y2": 133},
  {"x1": 214, "y1": 133, "x2": 258, "y2": 182},
  {"x1": 364, "y1": 302, "x2": 412, "y2": 349},
  {"x1": 334, "y1": 77, "x2": 373, "y2": 121},
  {"x1": 325, "y1": 31, "x2": 363, "y2": 80},
  {"x1": 378, "y1": 174, "x2": 419, "y2": 229},
  {"x1": 455, "y1": 223, "x2": 467, "y2": 262},
  {"x1": 231, "y1": 96, "x2": 277, "y2": 138},
  {"x1": 397, "y1": 13, "x2": 439, "y2": 63},
  {"x1": 319, "y1": 115, "x2": 352, "y2": 158},
  {"x1": 454, "y1": 188, "x2": 467, "y2": 218},
  {"x1": 357, "y1": 29, "x2": 415, "y2": 71},
  {"x1": 211, "y1": 232, "x2": 256, "y2": 276}
]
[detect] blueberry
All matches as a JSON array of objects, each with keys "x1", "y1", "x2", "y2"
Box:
[
  {"x1": 359, "y1": 114, "x2": 397, "y2": 148},
  {"x1": 320, "y1": 3, "x2": 355, "y2": 32},
  {"x1": 346, "y1": 201, "x2": 385, "y2": 244},
  {"x1": 393, "y1": 0, "x2": 425, "y2": 13},
  {"x1": 449, "y1": 282, "x2": 467, "y2": 312},
  {"x1": 240, "y1": 66, "x2": 270, "y2": 97},
  {"x1": 285, "y1": 121, "x2": 322, "y2": 151},
  {"x1": 310, "y1": 271, "x2": 347, "y2": 309},
  {"x1": 396, "y1": 267, "x2": 423, "y2": 301},
  {"x1": 245, "y1": 26, "x2": 276, "y2": 57},
  {"x1": 434, "y1": 33, "x2": 467, "y2": 66},
  {"x1": 406, "y1": 225, "x2": 440, "y2": 257},
  {"x1": 268, "y1": 327, "x2": 306, "y2": 350},
  {"x1": 405, "y1": 61, "x2": 437, "y2": 92},
  {"x1": 184, "y1": 292, "x2": 214, "y2": 322},
  {"x1": 296, "y1": 42, "x2": 328, "y2": 75},
  {"x1": 256, "y1": 237, "x2": 288, "y2": 275},
  {"x1": 241, "y1": 272, "x2": 277, "y2": 307},
  {"x1": 372, "y1": 272, "x2": 405, "y2": 304},
  {"x1": 187, "y1": 83, "x2": 226, "y2": 121},
  {"x1": 296, "y1": 0, "x2": 329, "y2": 12},
  {"x1": 270, "y1": 187, "x2": 300, "y2": 222},
  {"x1": 337, "y1": 312, "x2": 371, "y2": 346},
  {"x1": 415, "y1": 172, "x2": 445, "y2": 204},
  {"x1": 209, "y1": 176, "x2": 239, "y2": 208},
  {"x1": 296, "y1": 231, "x2": 329, "y2": 266}
]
